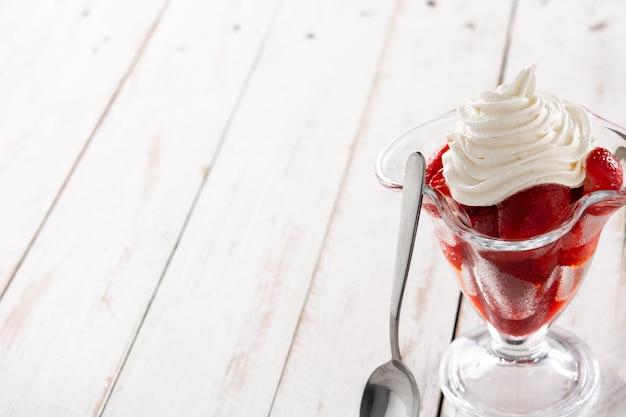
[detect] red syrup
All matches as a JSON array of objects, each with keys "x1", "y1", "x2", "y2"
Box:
[
  {"x1": 427, "y1": 199, "x2": 615, "y2": 339},
  {"x1": 423, "y1": 144, "x2": 623, "y2": 339}
]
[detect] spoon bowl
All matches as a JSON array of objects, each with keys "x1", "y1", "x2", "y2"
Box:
[
  {"x1": 360, "y1": 152, "x2": 425, "y2": 417},
  {"x1": 360, "y1": 359, "x2": 419, "y2": 417}
]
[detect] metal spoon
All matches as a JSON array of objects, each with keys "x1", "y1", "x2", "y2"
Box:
[{"x1": 360, "y1": 151, "x2": 425, "y2": 417}]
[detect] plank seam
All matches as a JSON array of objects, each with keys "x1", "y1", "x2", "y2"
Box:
[
  {"x1": 0, "y1": 0, "x2": 179, "y2": 414},
  {"x1": 0, "y1": 0, "x2": 173, "y2": 304},
  {"x1": 436, "y1": 291, "x2": 463, "y2": 415},
  {"x1": 497, "y1": 0, "x2": 519, "y2": 85},
  {"x1": 96, "y1": 0, "x2": 288, "y2": 415}
]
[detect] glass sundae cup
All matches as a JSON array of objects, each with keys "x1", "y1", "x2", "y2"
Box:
[{"x1": 376, "y1": 109, "x2": 626, "y2": 417}]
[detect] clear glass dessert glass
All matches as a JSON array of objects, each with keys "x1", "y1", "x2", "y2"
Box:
[{"x1": 376, "y1": 109, "x2": 626, "y2": 417}]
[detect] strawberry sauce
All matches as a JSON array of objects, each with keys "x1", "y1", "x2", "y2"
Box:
[
  {"x1": 425, "y1": 145, "x2": 623, "y2": 339},
  {"x1": 429, "y1": 201, "x2": 613, "y2": 339}
]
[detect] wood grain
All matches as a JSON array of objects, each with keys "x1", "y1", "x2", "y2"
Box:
[
  {"x1": 0, "y1": 0, "x2": 168, "y2": 295},
  {"x1": 102, "y1": 0, "x2": 402, "y2": 416},
  {"x1": 267, "y1": 1, "x2": 514, "y2": 416},
  {"x1": 0, "y1": 0, "x2": 279, "y2": 415},
  {"x1": 2, "y1": 0, "x2": 623, "y2": 416}
]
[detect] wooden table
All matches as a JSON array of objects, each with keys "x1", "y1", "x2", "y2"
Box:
[{"x1": 2, "y1": 0, "x2": 626, "y2": 415}]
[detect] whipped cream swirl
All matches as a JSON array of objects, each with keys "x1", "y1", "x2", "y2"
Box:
[{"x1": 442, "y1": 64, "x2": 596, "y2": 207}]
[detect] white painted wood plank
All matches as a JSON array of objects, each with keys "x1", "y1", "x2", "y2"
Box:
[
  {"x1": 507, "y1": 0, "x2": 626, "y2": 125},
  {"x1": 101, "y1": 1, "x2": 407, "y2": 416},
  {"x1": 443, "y1": 0, "x2": 626, "y2": 415},
  {"x1": 507, "y1": 2, "x2": 626, "y2": 415},
  {"x1": 0, "y1": 0, "x2": 168, "y2": 294},
  {"x1": 267, "y1": 1, "x2": 514, "y2": 416},
  {"x1": 0, "y1": 0, "x2": 279, "y2": 416}
]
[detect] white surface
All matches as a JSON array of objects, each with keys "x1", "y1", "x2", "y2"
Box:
[{"x1": 0, "y1": 0, "x2": 625, "y2": 416}]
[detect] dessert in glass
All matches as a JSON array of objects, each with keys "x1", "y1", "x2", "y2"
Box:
[{"x1": 376, "y1": 65, "x2": 626, "y2": 417}]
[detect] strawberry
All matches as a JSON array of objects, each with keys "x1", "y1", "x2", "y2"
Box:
[
  {"x1": 482, "y1": 243, "x2": 558, "y2": 284},
  {"x1": 558, "y1": 220, "x2": 602, "y2": 267},
  {"x1": 497, "y1": 184, "x2": 571, "y2": 239},
  {"x1": 425, "y1": 144, "x2": 451, "y2": 197},
  {"x1": 463, "y1": 204, "x2": 499, "y2": 237},
  {"x1": 439, "y1": 239, "x2": 465, "y2": 272},
  {"x1": 582, "y1": 147, "x2": 623, "y2": 194}
]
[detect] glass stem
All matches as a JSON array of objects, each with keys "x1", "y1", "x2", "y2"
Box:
[{"x1": 487, "y1": 324, "x2": 551, "y2": 363}]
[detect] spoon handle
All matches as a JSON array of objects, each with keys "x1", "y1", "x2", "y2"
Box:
[{"x1": 390, "y1": 152, "x2": 425, "y2": 361}]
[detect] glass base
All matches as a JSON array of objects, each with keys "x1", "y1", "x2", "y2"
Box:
[{"x1": 440, "y1": 326, "x2": 600, "y2": 417}]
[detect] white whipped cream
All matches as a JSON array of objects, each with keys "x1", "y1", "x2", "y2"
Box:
[{"x1": 442, "y1": 64, "x2": 596, "y2": 206}]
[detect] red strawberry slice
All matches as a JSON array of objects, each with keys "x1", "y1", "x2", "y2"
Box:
[
  {"x1": 497, "y1": 184, "x2": 571, "y2": 239},
  {"x1": 463, "y1": 204, "x2": 499, "y2": 237},
  {"x1": 425, "y1": 144, "x2": 451, "y2": 197},
  {"x1": 583, "y1": 147, "x2": 623, "y2": 194},
  {"x1": 481, "y1": 242, "x2": 558, "y2": 284}
]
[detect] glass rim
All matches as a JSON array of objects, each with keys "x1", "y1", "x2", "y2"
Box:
[{"x1": 376, "y1": 107, "x2": 626, "y2": 250}]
